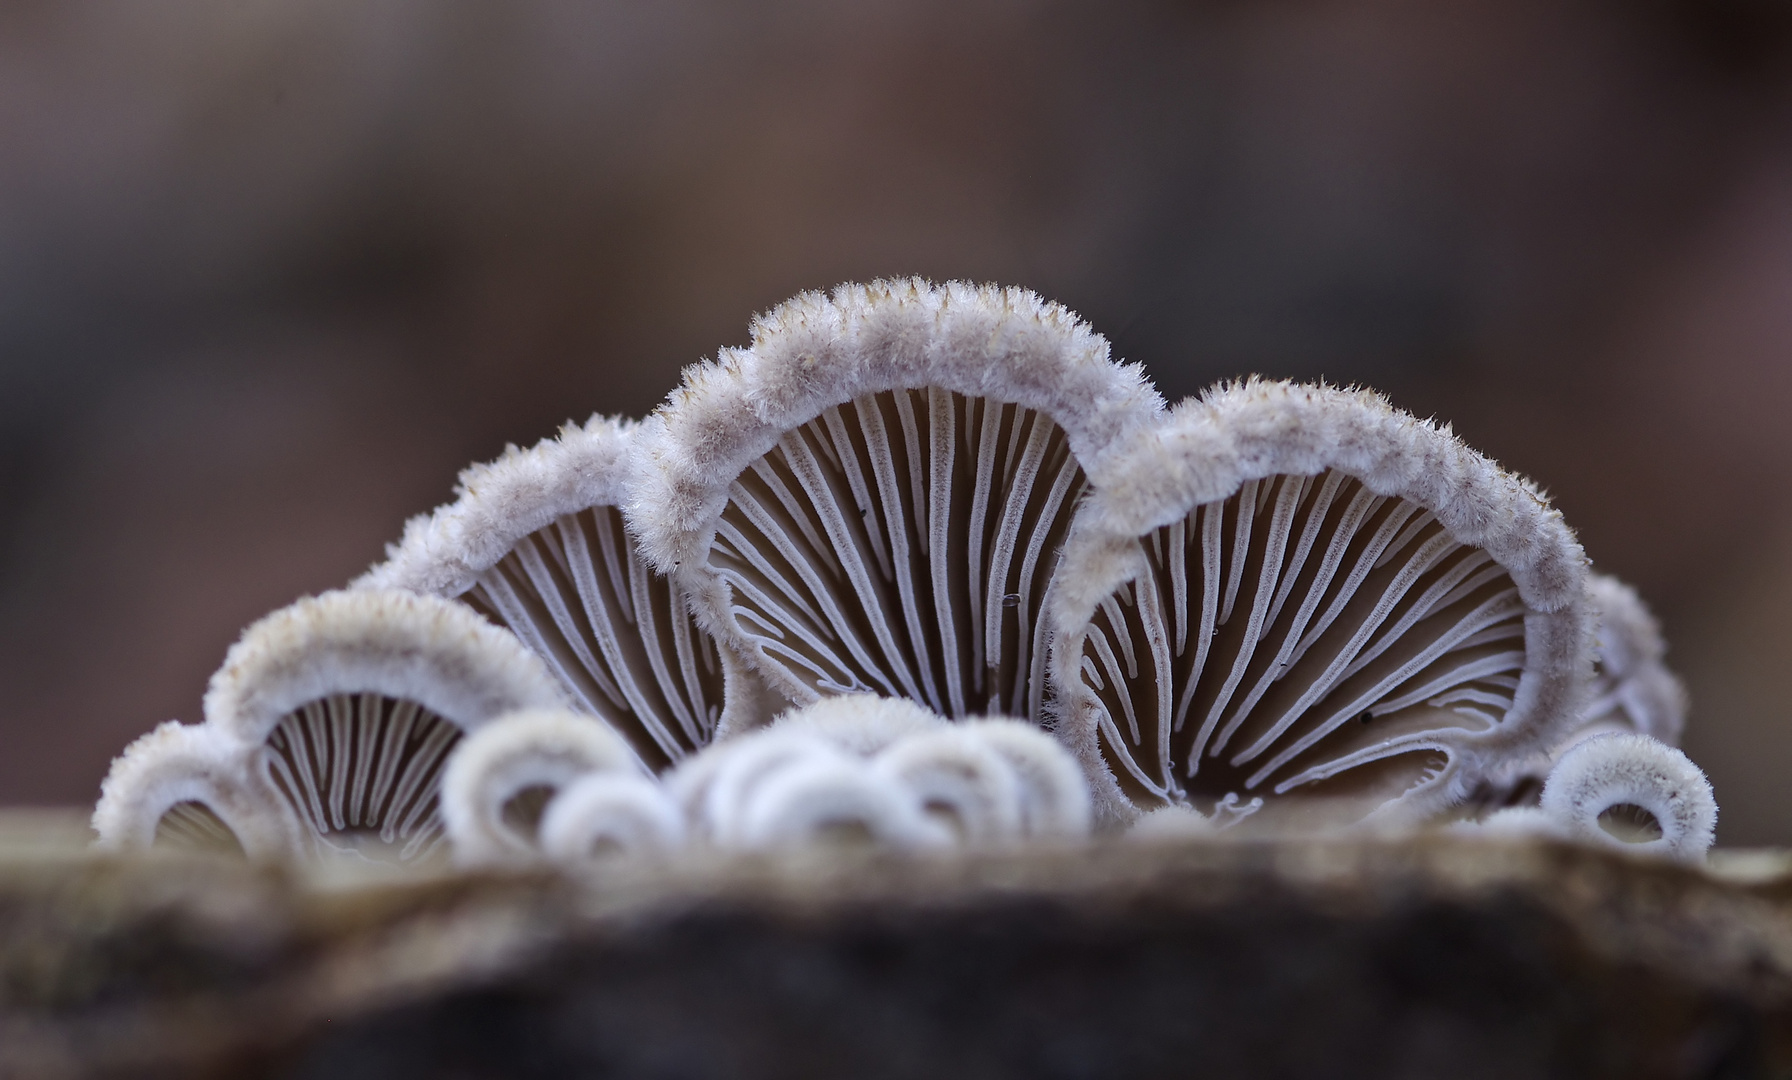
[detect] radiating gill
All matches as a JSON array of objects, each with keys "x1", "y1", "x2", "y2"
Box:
[
  {"x1": 154, "y1": 800, "x2": 246, "y2": 856},
  {"x1": 260, "y1": 693, "x2": 463, "y2": 862},
  {"x1": 1080, "y1": 468, "x2": 1526, "y2": 808},
  {"x1": 709, "y1": 387, "x2": 1085, "y2": 721},
  {"x1": 463, "y1": 505, "x2": 725, "y2": 772}
]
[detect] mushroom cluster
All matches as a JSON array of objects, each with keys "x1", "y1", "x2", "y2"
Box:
[{"x1": 93, "y1": 279, "x2": 1718, "y2": 866}]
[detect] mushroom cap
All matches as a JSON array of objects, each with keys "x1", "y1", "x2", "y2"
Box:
[
  {"x1": 440, "y1": 708, "x2": 647, "y2": 865},
  {"x1": 1049, "y1": 380, "x2": 1595, "y2": 827},
  {"x1": 205, "y1": 589, "x2": 566, "y2": 744},
  {"x1": 1539, "y1": 731, "x2": 1716, "y2": 861},
  {"x1": 356, "y1": 416, "x2": 752, "y2": 767},
  {"x1": 627, "y1": 278, "x2": 1165, "y2": 720}
]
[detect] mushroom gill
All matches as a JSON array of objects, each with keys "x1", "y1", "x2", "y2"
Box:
[
  {"x1": 628, "y1": 279, "x2": 1164, "y2": 723},
  {"x1": 358, "y1": 416, "x2": 739, "y2": 772},
  {"x1": 1049, "y1": 381, "x2": 1593, "y2": 827}
]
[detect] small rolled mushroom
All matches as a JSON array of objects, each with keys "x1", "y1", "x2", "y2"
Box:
[
  {"x1": 92, "y1": 721, "x2": 287, "y2": 858},
  {"x1": 196, "y1": 589, "x2": 567, "y2": 863},
  {"x1": 734, "y1": 756, "x2": 955, "y2": 852},
  {"x1": 627, "y1": 278, "x2": 1164, "y2": 725},
  {"x1": 871, "y1": 727, "x2": 1024, "y2": 846},
  {"x1": 359, "y1": 415, "x2": 773, "y2": 772},
  {"x1": 439, "y1": 708, "x2": 647, "y2": 865},
  {"x1": 539, "y1": 773, "x2": 686, "y2": 862},
  {"x1": 685, "y1": 730, "x2": 851, "y2": 846},
  {"x1": 1538, "y1": 732, "x2": 1716, "y2": 861},
  {"x1": 954, "y1": 719, "x2": 1094, "y2": 839},
  {"x1": 1049, "y1": 380, "x2": 1595, "y2": 829}
]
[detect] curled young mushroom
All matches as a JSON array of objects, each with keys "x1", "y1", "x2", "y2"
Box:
[
  {"x1": 539, "y1": 772, "x2": 686, "y2": 863},
  {"x1": 628, "y1": 278, "x2": 1163, "y2": 726},
  {"x1": 440, "y1": 708, "x2": 647, "y2": 865},
  {"x1": 359, "y1": 416, "x2": 769, "y2": 772},
  {"x1": 1049, "y1": 380, "x2": 1594, "y2": 829},
  {"x1": 1539, "y1": 731, "x2": 1716, "y2": 862}
]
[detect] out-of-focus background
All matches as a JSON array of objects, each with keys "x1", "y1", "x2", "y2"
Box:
[{"x1": 2, "y1": 0, "x2": 1790, "y2": 842}]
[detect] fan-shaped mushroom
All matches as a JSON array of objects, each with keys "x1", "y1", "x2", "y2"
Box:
[
  {"x1": 1048, "y1": 380, "x2": 1594, "y2": 828},
  {"x1": 164, "y1": 589, "x2": 566, "y2": 862},
  {"x1": 359, "y1": 415, "x2": 771, "y2": 772},
  {"x1": 627, "y1": 279, "x2": 1164, "y2": 726},
  {"x1": 92, "y1": 721, "x2": 285, "y2": 858}
]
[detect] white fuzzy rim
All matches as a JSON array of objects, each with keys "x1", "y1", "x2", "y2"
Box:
[
  {"x1": 625, "y1": 279, "x2": 1163, "y2": 706},
  {"x1": 91, "y1": 721, "x2": 295, "y2": 857},
  {"x1": 204, "y1": 589, "x2": 568, "y2": 745},
  {"x1": 356, "y1": 415, "x2": 635, "y2": 598},
  {"x1": 1048, "y1": 380, "x2": 1594, "y2": 826}
]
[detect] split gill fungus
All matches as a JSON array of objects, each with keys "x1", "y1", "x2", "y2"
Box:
[{"x1": 92, "y1": 278, "x2": 1712, "y2": 867}]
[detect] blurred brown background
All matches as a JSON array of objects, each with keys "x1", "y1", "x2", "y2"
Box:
[{"x1": 2, "y1": 0, "x2": 1790, "y2": 842}]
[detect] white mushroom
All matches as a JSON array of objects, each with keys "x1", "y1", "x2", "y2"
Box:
[
  {"x1": 92, "y1": 721, "x2": 286, "y2": 858},
  {"x1": 1538, "y1": 731, "x2": 1716, "y2": 862},
  {"x1": 539, "y1": 772, "x2": 686, "y2": 863},
  {"x1": 358, "y1": 415, "x2": 771, "y2": 772},
  {"x1": 1049, "y1": 380, "x2": 1595, "y2": 829},
  {"x1": 627, "y1": 278, "x2": 1164, "y2": 726},
  {"x1": 871, "y1": 726, "x2": 1024, "y2": 845},
  {"x1": 439, "y1": 708, "x2": 647, "y2": 865},
  {"x1": 734, "y1": 756, "x2": 954, "y2": 853},
  {"x1": 195, "y1": 588, "x2": 567, "y2": 863}
]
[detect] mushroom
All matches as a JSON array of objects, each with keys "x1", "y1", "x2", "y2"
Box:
[
  {"x1": 1536, "y1": 732, "x2": 1715, "y2": 861},
  {"x1": 94, "y1": 588, "x2": 566, "y2": 862},
  {"x1": 1467, "y1": 572, "x2": 1690, "y2": 814},
  {"x1": 358, "y1": 415, "x2": 776, "y2": 773},
  {"x1": 539, "y1": 772, "x2": 686, "y2": 863},
  {"x1": 92, "y1": 720, "x2": 286, "y2": 858},
  {"x1": 439, "y1": 708, "x2": 648, "y2": 865},
  {"x1": 1578, "y1": 574, "x2": 1688, "y2": 746},
  {"x1": 626, "y1": 279, "x2": 1164, "y2": 727},
  {"x1": 1047, "y1": 380, "x2": 1595, "y2": 829}
]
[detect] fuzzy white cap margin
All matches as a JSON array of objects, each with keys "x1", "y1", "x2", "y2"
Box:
[
  {"x1": 91, "y1": 720, "x2": 294, "y2": 856},
  {"x1": 1539, "y1": 731, "x2": 1716, "y2": 862},
  {"x1": 624, "y1": 279, "x2": 1164, "y2": 661},
  {"x1": 204, "y1": 589, "x2": 568, "y2": 745},
  {"x1": 356, "y1": 415, "x2": 634, "y2": 598}
]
